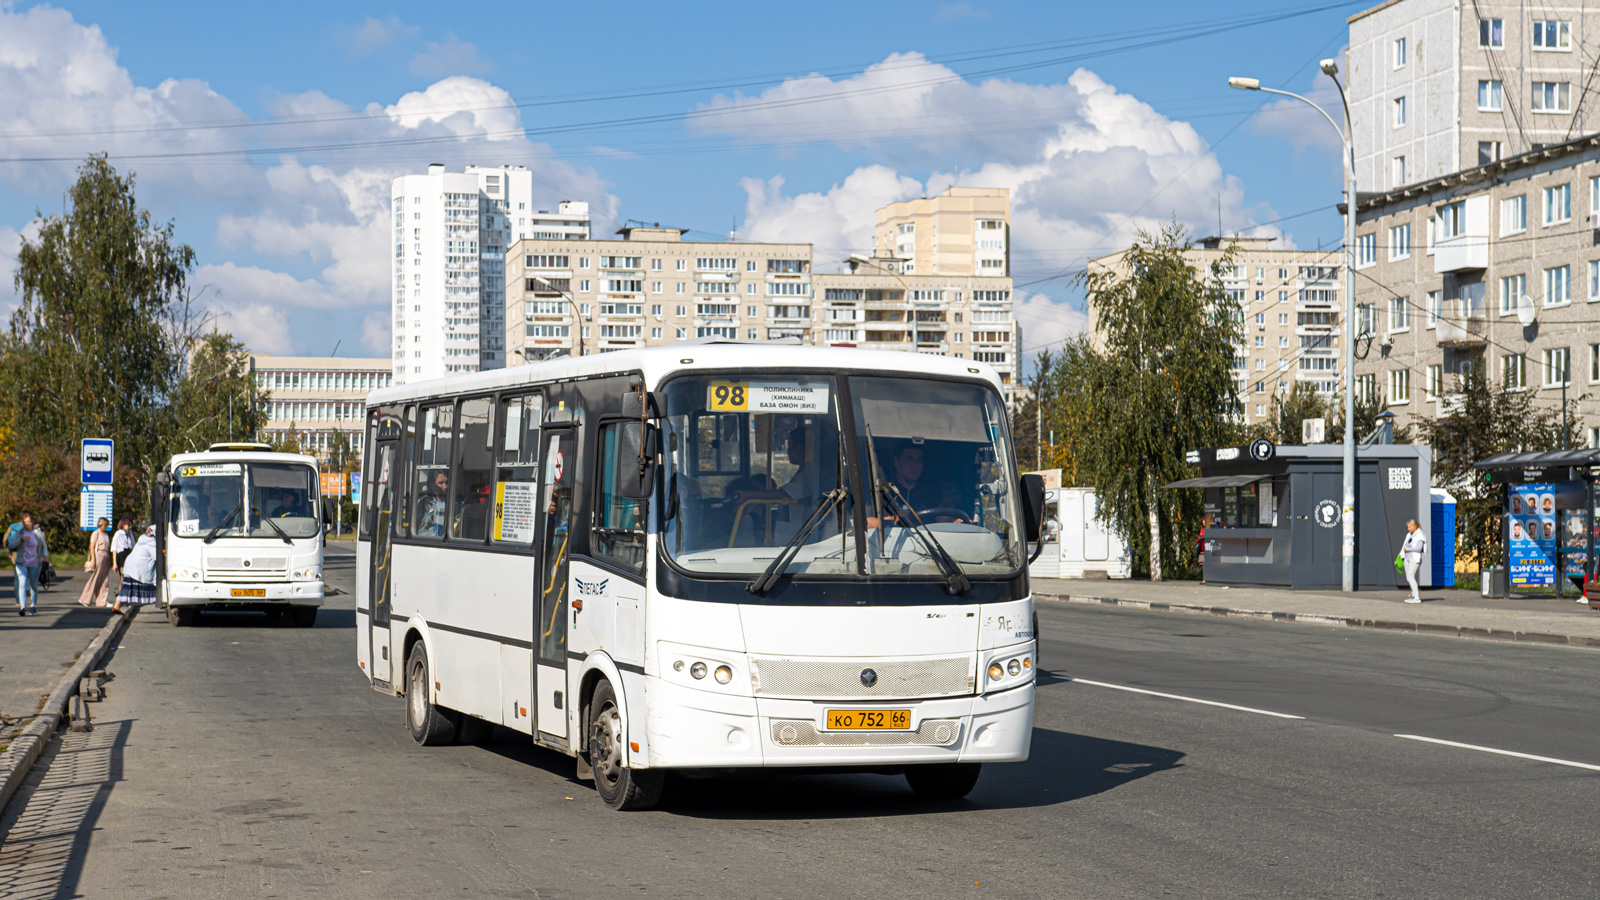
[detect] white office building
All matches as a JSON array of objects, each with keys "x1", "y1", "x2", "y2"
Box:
[{"x1": 389, "y1": 164, "x2": 590, "y2": 383}]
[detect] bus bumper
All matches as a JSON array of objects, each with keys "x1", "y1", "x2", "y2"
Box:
[
  {"x1": 642, "y1": 677, "x2": 1033, "y2": 769},
  {"x1": 166, "y1": 582, "x2": 325, "y2": 607}
]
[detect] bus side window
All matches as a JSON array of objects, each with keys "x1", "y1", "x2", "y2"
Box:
[
  {"x1": 397, "y1": 405, "x2": 416, "y2": 537},
  {"x1": 413, "y1": 404, "x2": 452, "y2": 539},
  {"x1": 592, "y1": 422, "x2": 647, "y2": 573},
  {"x1": 359, "y1": 409, "x2": 377, "y2": 539},
  {"x1": 453, "y1": 396, "x2": 494, "y2": 542},
  {"x1": 493, "y1": 392, "x2": 542, "y2": 544}
]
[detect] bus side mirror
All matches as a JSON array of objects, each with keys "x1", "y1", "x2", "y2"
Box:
[
  {"x1": 618, "y1": 421, "x2": 658, "y2": 500},
  {"x1": 620, "y1": 390, "x2": 665, "y2": 420},
  {"x1": 1020, "y1": 473, "x2": 1046, "y2": 543}
]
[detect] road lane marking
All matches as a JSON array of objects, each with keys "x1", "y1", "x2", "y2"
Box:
[
  {"x1": 1062, "y1": 676, "x2": 1304, "y2": 720},
  {"x1": 1393, "y1": 734, "x2": 1600, "y2": 772}
]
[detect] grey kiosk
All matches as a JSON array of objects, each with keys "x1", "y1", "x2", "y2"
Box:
[{"x1": 1167, "y1": 441, "x2": 1432, "y2": 589}]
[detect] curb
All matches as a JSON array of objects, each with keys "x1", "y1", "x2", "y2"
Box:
[
  {"x1": 1035, "y1": 592, "x2": 1600, "y2": 649},
  {"x1": 0, "y1": 609, "x2": 133, "y2": 816}
]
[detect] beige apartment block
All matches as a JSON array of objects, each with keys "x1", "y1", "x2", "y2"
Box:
[
  {"x1": 250, "y1": 355, "x2": 394, "y2": 458},
  {"x1": 1348, "y1": 0, "x2": 1600, "y2": 192},
  {"x1": 1351, "y1": 133, "x2": 1600, "y2": 447},
  {"x1": 1088, "y1": 236, "x2": 1346, "y2": 429},
  {"x1": 874, "y1": 186, "x2": 1010, "y2": 277}
]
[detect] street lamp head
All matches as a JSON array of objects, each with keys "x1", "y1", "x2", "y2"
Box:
[
  {"x1": 1319, "y1": 58, "x2": 1339, "y2": 77},
  {"x1": 1228, "y1": 76, "x2": 1260, "y2": 91}
]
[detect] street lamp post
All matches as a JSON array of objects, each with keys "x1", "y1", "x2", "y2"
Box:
[{"x1": 1230, "y1": 60, "x2": 1359, "y2": 592}]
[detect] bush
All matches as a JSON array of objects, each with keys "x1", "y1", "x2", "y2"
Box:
[{"x1": 0, "y1": 443, "x2": 146, "y2": 556}]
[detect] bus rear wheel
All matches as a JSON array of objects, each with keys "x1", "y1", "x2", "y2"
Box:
[
  {"x1": 905, "y1": 763, "x2": 982, "y2": 801},
  {"x1": 586, "y1": 679, "x2": 662, "y2": 811},
  {"x1": 405, "y1": 643, "x2": 460, "y2": 746}
]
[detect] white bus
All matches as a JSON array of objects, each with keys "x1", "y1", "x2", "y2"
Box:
[
  {"x1": 355, "y1": 345, "x2": 1045, "y2": 809},
  {"x1": 152, "y1": 444, "x2": 327, "y2": 627}
]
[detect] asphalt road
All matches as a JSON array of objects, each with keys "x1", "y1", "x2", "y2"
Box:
[{"x1": 3, "y1": 553, "x2": 1598, "y2": 899}]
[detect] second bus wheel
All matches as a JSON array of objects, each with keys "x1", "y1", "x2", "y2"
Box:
[
  {"x1": 905, "y1": 762, "x2": 982, "y2": 801},
  {"x1": 167, "y1": 605, "x2": 197, "y2": 627},
  {"x1": 586, "y1": 679, "x2": 662, "y2": 810},
  {"x1": 405, "y1": 643, "x2": 460, "y2": 746}
]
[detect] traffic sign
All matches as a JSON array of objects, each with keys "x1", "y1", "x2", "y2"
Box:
[
  {"x1": 81, "y1": 438, "x2": 114, "y2": 485},
  {"x1": 80, "y1": 484, "x2": 114, "y2": 531}
]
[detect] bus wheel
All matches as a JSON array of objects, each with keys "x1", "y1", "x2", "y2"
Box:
[
  {"x1": 905, "y1": 763, "x2": 982, "y2": 801},
  {"x1": 167, "y1": 606, "x2": 197, "y2": 627},
  {"x1": 405, "y1": 643, "x2": 460, "y2": 746},
  {"x1": 586, "y1": 679, "x2": 662, "y2": 811},
  {"x1": 289, "y1": 607, "x2": 317, "y2": 628}
]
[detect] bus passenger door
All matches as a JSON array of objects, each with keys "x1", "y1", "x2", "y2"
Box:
[
  {"x1": 368, "y1": 441, "x2": 397, "y2": 685},
  {"x1": 535, "y1": 428, "x2": 575, "y2": 740}
]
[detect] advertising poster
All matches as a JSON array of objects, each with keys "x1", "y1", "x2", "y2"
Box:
[
  {"x1": 1562, "y1": 510, "x2": 1588, "y2": 580},
  {"x1": 1508, "y1": 484, "x2": 1556, "y2": 587}
]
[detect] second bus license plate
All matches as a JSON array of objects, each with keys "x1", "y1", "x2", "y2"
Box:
[
  {"x1": 231, "y1": 588, "x2": 266, "y2": 598},
  {"x1": 826, "y1": 709, "x2": 911, "y2": 730}
]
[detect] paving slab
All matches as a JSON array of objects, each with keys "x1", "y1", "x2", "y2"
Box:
[{"x1": 0, "y1": 570, "x2": 120, "y2": 745}]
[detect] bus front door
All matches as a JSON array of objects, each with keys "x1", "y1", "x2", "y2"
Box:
[
  {"x1": 368, "y1": 441, "x2": 397, "y2": 686},
  {"x1": 535, "y1": 428, "x2": 575, "y2": 740}
]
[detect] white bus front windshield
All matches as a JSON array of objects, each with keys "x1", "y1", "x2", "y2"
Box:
[
  {"x1": 660, "y1": 374, "x2": 1023, "y2": 579},
  {"x1": 171, "y1": 462, "x2": 319, "y2": 540}
]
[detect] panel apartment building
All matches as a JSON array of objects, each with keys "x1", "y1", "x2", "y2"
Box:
[
  {"x1": 389, "y1": 163, "x2": 590, "y2": 384},
  {"x1": 504, "y1": 186, "x2": 1019, "y2": 397},
  {"x1": 1348, "y1": 0, "x2": 1600, "y2": 191},
  {"x1": 250, "y1": 355, "x2": 394, "y2": 458},
  {"x1": 1087, "y1": 236, "x2": 1347, "y2": 429},
  {"x1": 1350, "y1": 133, "x2": 1600, "y2": 447}
]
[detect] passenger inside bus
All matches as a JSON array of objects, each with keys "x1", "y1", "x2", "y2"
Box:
[{"x1": 416, "y1": 471, "x2": 449, "y2": 537}]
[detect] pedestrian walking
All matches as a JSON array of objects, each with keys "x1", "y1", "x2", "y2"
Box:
[
  {"x1": 79, "y1": 517, "x2": 114, "y2": 607},
  {"x1": 1401, "y1": 518, "x2": 1427, "y2": 604},
  {"x1": 33, "y1": 523, "x2": 53, "y2": 589},
  {"x1": 110, "y1": 518, "x2": 134, "y2": 599},
  {"x1": 113, "y1": 525, "x2": 160, "y2": 614},
  {"x1": 7, "y1": 513, "x2": 46, "y2": 616}
]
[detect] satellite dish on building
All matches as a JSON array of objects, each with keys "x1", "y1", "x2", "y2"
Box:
[{"x1": 1516, "y1": 295, "x2": 1537, "y2": 327}]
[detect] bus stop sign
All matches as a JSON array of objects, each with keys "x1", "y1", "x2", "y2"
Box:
[{"x1": 81, "y1": 439, "x2": 114, "y2": 485}]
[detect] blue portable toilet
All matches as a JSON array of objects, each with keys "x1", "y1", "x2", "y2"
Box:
[{"x1": 1431, "y1": 489, "x2": 1456, "y2": 587}]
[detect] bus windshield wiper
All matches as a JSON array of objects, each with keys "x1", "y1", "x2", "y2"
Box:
[
  {"x1": 747, "y1": 487, "x2": 848, "y2": 595},
  {"x1": 863, "y1": 427, "x2": 970, "y2": 595},
  {"x1": 203, "y1": 503, "x2": 243, "y2": 544},
  {"x1": 254, "y1": 508, "x2": 295, "y2": 545}
]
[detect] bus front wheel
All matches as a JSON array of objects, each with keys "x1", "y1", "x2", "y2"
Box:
[
  {"x1": 586, "y1": 679, "x2": 662, "y2": 811},
  {"x1": 288, "y1": 606, "x2": 317, "y2": 628},
  {"x1": 405, "y1": 643, "x2": 460, "y2": 746},
  {"x1": 167, "y1": 605, "x2": 197, "y2": 627},
  {"x1": 905, "y1": 763, "x2": 982, "y2": 801}
]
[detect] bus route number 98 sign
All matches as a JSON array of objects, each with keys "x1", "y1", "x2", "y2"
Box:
[{"x1": 707, "y1": 380, "x2": 829, "y2": 414}]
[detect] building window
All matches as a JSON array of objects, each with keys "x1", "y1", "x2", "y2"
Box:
[
  {"x1": 1278, "y1": 290, "x2": 1288, "y2": 303},
  {"x1": 1532, "y1": 81, "x2": 1572, "y2": 113},
  {"x1": 1479, "y1": 141, "x2": 1503, "y2": 165},
  {"x1": 1499, "y1": 273, "x2": 1527, "y2": 314},
  {"x1": 1392, "y1": 97, "x2": 1407, "y2": 126},
  {"x1": 1277, "y1": 312, "x2": 1289, "y2": 325},
  {"x1": 1387, "y1": 369, "x2": 1410, "y2": 405},
  {"x1": 651, "y1": 282, "x2": 662, "y2": 294},
  {"x1": 1388, "y1": 296, "x2": 1410, "y2": 332},
  {"x1": 1394, "y1": 36, "x2": 1407, "y2": 67},
  {"x1": 1391, "y1": 155, "x2": 1407, "y2": 186},
  {"x1": 1389, "y1": 223, "x2": 1411, "y2": 260},
  {"x1": 1356, "y1": 373, "x2": 1377, "y2": 403},
  {"x1": 1279, "y1": 335, "x2": 1289, "y2": 348},
  {"x1": 1543, "y1": 347, "x2": 1571, "y2": 387},
  {"x1": 1357, "y1": 302, "x2": 1376, "y2": 335},
  {"x1": 1545, "y1": 265, "x2": 1571, "y2": 306},
  {"x1": 1590, "y1": 343, "x2": 1600, "y2": 383},
  {"x1": 1478, "y1": 80, "x2": 1503, "y2": 111},
  {"x1": 1532, "y1": 20, "x2": 1571, "y2": 50},
  {"x1": 1426, "y1": 289, "x2": 1442, "y2": 328},
  {"x1": 1501, "y1": 195, "x2": 1526, "y2": 234},
  {"x1": 1356, "y1": 233, "x2": 1377, "y2": 267},
  {"x1": 675, "y1": 305, "x2": 686, "y2": 317},
  {"x1": 1479, "y1": 17, "x2": 1503, "y2": 48},
  {"x1": 1590, "y1": 261, "x2": 1600, "y2": 301},
  {"x1": 675, "y1": 259, "x2": 686, "y2": 271},
  {"x1": 1502, "y1": 354, "x2": 1527, "y2": 390},
  {"x1": 1436, "y1": 200, "x2": 1466, "y2": 238},
  {"x1": 1544, "y1": 184, "x2": 1572, "y2": 224},
  {"x1": 651, "y1": 327, "x2": 662, "y2": 339},
  {"x1": 1591, "y1": 175, "x2": 1600, "y2": 215},
  {"x1": 1426, "y1": 364, "x2": 1442, "y2": 401}
]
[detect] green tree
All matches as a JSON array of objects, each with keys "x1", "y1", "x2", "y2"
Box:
[
  {"x1": 1072, "y1": 224, "x2": 1245, "y2": 580},
  {"x1": 168, "y1": 332, "x2": 269, "y2": 453},
  {"x1": 0, "y1": 444, "x2": 144, "y2": 558},
  {"x1": 1271, "y1": 381, "x2": 1330, "y2": 444},
  {"x1": 327, "y1": 429, "x2": 357, "y2": 474},
  {"x1": 1, "y1": 155, "x2": 200, "y2": 478}
]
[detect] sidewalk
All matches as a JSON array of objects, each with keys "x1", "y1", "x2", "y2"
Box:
[
  {"x1": 0, "y1": 568, "x2": 120, "y2": 747},
  {"x1": 1033, "y1": 577, "x2": 1600, "y2": 648}
]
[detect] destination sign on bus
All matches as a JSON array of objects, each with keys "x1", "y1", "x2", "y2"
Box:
[
  {"x1": 707, "y1": 380, "x2": 829, "y2": 413},
  {"x1": 180, "y1": 463, "x2": 242, "y2": 477}
]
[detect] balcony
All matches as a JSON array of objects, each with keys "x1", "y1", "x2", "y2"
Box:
[
  {"x1": 1432, "y1": 195, "x2": 1490, "y2": 273},
  {"x1": 1435, "y1": 302, "x2": 1487, "y2": 348}
]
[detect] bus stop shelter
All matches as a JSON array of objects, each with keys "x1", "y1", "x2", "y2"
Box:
[
  {"x1": 1472, "y1": 449, "x2": 1599, "y2": 602},
  {"x1": 1167, "y1": 442, "x2": 1432, "y2": 589}
]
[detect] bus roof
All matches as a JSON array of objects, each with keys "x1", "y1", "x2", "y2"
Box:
[
  {"x1": 167, "y1": 449, "x2": 319, "y2": 469},
  {"x1": 365, "y1": 342, "x2": 1006, "y2": 406}
]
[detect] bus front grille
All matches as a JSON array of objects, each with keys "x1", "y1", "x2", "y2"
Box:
[
  {"x1": 769, "y1": 718, "x2": 961, "y2": 747},
  {"x1": 749, "y1": 655, "x2": 974, "y2": 699}
]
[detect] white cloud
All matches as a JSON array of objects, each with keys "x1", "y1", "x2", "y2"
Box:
[
  {"x1": 740, "y1": 166, "x2": 922, "y2": 265},
  {"x1": 1013, "y1": 291, "x2": 1090, "y2": 360},
  {"x1": 343, "y1": 16, "x2": 417, "y2": 54},
  {"x1": 410, "y1": 35, "x2": 491, "y2": 78},
  {"x1": 0, "y1": 224, "x2": 25, "y2": 318},
  {"x1": 360, "y1": 312, "x2": 391, "y2": 356},
  {"x1": 1245, "y1": 60, "x2": 1347, "y2": 154}
]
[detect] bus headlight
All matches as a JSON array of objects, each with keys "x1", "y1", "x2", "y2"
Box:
[
  {"x1": 1007, "y1": 659, "x2": 1021, "y2": 676},
  {"x1": 982, "y1": 644, "x2": 1036, "y2": 692},
  {"x1": 293, "y1": 567, "x2": 322, "y2": 581},
  {"x1": 689, "y1": 662, "x2": 708, "y2": 680},
  {"x1": 714, "y1": 665, "x2": 733, "y2": 685},
  {"x1": 988, "y1": 663, "x2": 1005, "y2": 681}
]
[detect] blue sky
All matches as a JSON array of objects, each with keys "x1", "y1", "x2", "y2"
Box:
[{"x1": 0, "y1": 0, "x2": 1368, "y2": 364}]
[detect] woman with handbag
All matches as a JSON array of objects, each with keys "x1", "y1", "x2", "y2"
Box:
[{"x1": 79, "y1": 517, "x2": 113, "y2": 607}]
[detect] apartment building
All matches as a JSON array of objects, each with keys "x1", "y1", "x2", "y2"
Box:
[
  {"x1": 389, "y1": 163, "x2": 590, "y2": 384},
  {"x1": 1087, "y1": 236, "x2": 1346, "y2": 429},
  {"x1": 1348, "y1": 0, "x2": 1600, "y2": 192},
  {"x1": 250, "y1": 355, "x2": 393, "y2": 458},
  {"x1": 874, "y1": 186, "x2": 1010, "y2": 276},
  {"x1": 1351, "y1": 133, "x2": 1600, "y2": 447}
]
